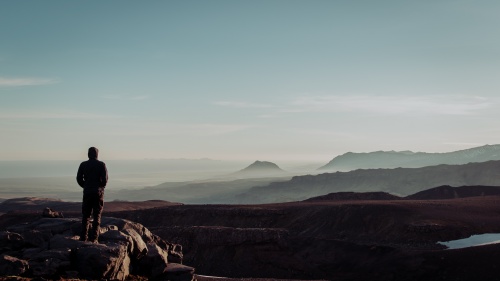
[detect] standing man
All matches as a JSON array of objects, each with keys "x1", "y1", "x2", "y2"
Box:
[{"x1": 76, "y1": 147, "x2": 108, "y2": 243}]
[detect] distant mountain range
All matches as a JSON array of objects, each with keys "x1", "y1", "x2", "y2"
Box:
[
  {"x1": 236, "y1": 160, "x2": 500, "y2": 204},
  {"x1": 104, "y1": 161, "x2": 291, "y2": 204},
  {"x1": 110, "y1": 159, "x2": 500, "y2": 204},
  {"x1": 319, "y1": 144, "x2": 500, "y2": 171}
]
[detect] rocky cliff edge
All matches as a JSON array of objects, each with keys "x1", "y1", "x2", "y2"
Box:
[{"x1": 0, "y1": 216, "x2": 195, "y2": 281}]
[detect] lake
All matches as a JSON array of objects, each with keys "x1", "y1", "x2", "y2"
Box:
[{"x1": 438, "y1": 233, "x2": 500, "y2": 249}]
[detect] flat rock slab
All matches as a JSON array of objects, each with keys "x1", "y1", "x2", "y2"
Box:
[{"x1": 161, "y1": 263, "x2": 195, "y2": 281}]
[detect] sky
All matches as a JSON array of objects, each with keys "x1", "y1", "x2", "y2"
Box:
[{"x1": 1, "y1": 0, "x2": 500, "y2": 162}]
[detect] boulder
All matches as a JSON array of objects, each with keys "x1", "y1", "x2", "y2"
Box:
[
  {"x1": 42, "y1": 207, "x2": 64, "y2": 218},
  {"x1": 166, "y1": 241, "x2": 183, "y2": 264},
  {"x1": 21, "y1": 230, "x2": 48, "y2": 248},
  {"x1": 123, "y1": 228, "x2": 148, "y2": 259},
  {"x1": 0, "y1": 255, "x2": 28, "y2": 276},
  {"x1": 73, "y1": 242, "x2": 130, "y2": 281},
  {"x1": 100, "y1": 230, "x2": 135, "y2": 255},
  {"x1": 101, "y1": 217, "x2": 145, "y2": 235},
  {"x1": 28, "y1": 249, "x2": 70, "y2": 277},
  {"x1": 0, "y1": 232, "x2": 24, "y2": 251},
  {"x1": 148, "y1": 231, "x2": 183, "y2": 264},
  {"x1": 160, "y1": 263, "x2": 195, "y2": 281},
  {"x1": 49, "y1": 234, "x2": 85, "y2": 250},
  {"x1": 135, "y1": 242, "x2": 169, "y2": 278},
  {"x1": 21, "y1": 248, "x2": 42, "y2": 260}
]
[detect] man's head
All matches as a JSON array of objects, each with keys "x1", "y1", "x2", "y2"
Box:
[{"x1": 88, "y1": 147, "x2": 99, "y2": 159}]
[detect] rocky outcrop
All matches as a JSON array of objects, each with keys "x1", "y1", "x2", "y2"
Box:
[
  {"x1": 0, "y1": 216, "x2": 194, "y2": 281},
  {"x1": 42, "y1": 207, "x2": 64, "y2": 218}
]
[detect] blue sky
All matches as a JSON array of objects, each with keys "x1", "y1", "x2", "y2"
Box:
[{"x1": 1, "y1": 1, "x2": 500, "y2": 162}]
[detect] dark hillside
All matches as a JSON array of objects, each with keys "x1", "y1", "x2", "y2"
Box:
[
  {"x1": 303, "y1": 191, "x2": 401, "y2": 202},
  {"x1": 405, "y1": 185, "x2": 500, "y2": 200},
  {"x1": 107, "y1": 196, "x2": 500, "y2": 280}
]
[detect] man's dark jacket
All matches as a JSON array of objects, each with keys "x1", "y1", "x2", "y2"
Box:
[{"x1": 76, "y1": 148, "x2": 108, "y2": 193}]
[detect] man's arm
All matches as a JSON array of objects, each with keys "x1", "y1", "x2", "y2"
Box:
[
  {"x1": 100, "y1": 162, "x2": 108, "y2": 187},
  {"x1": 76, "y1": 163, "x2": 85, "y2": 188}
]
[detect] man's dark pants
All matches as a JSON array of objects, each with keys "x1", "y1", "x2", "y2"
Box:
[{"x1": 80, "y1": 190, "x2": 104, "y2": 242}]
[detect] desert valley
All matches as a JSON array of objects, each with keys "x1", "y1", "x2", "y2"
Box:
[{"x1": 2, "y1": 145, "x2": 500, "y2": 280}]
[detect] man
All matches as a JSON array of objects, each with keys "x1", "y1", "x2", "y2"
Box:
[{"x1": 76, "y1": 147, "x2": 108, "y2": 243}]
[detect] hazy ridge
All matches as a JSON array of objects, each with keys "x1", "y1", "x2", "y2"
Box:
[
  {"x1": 319, "y1": 144, "x2": 500, "y2": 171},
  {"x1": 237, "y1": 160, "x2": 500, "y2": 204}
]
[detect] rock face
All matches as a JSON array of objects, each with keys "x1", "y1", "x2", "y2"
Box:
[
  {"x1": 152, "y1": 226, "x2": 289, "y2": 278},
  {"x1": 0, "y1": 216, "x2": 194, "y2": 281}
]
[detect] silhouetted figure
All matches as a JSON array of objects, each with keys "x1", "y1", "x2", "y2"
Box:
[{"x1": 76, "y1": 147, "x2": 108, "y2": 243}]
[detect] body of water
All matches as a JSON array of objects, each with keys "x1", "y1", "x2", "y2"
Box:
[{"x1": 438, "y1": 233, "x2": 500, "y2": 249}]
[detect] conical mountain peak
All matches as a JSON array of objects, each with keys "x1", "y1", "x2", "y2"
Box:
[{"x1": 242, "y1": 161, "x2": 284, "y2": 172}]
